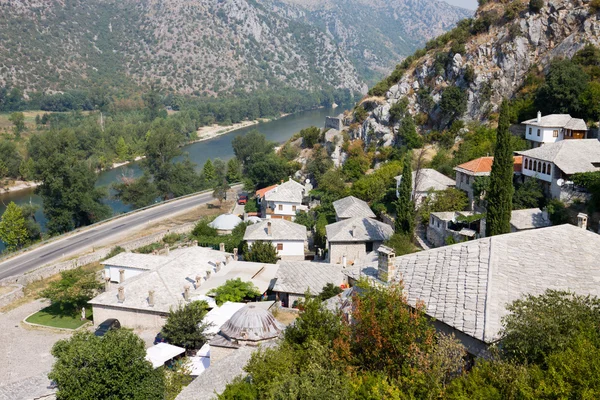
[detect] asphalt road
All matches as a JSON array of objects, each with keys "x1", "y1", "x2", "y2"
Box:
[{"x1": 0, "y1": 186, "x2": 242, "y2": 280}]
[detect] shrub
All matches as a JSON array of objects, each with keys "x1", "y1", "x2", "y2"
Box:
[
  {"x1": 103, "y1": 246, "x2": 125, "y2": 260},
  {"x1": 590, "y1": 0, "x2": 600, "y2": 13},
  {"x1": 529, "y1": 0, "x2": 544, "y2": 12},
  {"x1": 208, "y1": 278, "x2": 262, "y2": 305},
  {"x1": 163, "y1": 233, "x2": 184, "y2": 246},
  {"x1": 244, "y1": 240, "x2": 278, "y2": 263}
]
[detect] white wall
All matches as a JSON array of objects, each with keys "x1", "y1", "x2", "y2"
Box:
[
  {"x1": 521, "y1": 156, "x2": 553, "y2": 183},
  {"x1": 92, "y1": 304, "x2": 168, "y2": 330},
  {"x1": 104, "y1": 265, "x2": 147, "y2": 283},
  {"x1": 266, "y1": 201, "x2": 306, "y2": 220},
  {"x1": 247, "y1": 239, "x2": 305, "y2": 258},
  {"x1": 525, "y1": 125, "x2": 563, "y2": 144}
]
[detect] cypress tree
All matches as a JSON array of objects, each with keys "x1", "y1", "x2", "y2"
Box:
[
  {"x1": 486, "y1": 100, "x2": 514, "y2": 236},
  {"x1": 0, "y1": 202, "x2": 29, "y2": 251},
  {"x1": 395, "y1": 159, "x2": 415, "y2": 236}
]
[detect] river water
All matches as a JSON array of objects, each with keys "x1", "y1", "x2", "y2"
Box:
[{"x1": 0, "y1": 105, "x2": 342, "y2": 253}]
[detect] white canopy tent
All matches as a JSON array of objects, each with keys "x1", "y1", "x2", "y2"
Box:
[{"x1": 145, "y1": 343, "x2": 186, "y2": 369}]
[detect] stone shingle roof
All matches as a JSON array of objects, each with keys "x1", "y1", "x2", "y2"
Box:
[
  {"x1": 522, "y1": 114, "x2": 587, "y2": 130},
  {"x1": 395, "y1": 169, "x2": 455, "y2": 193},
  {"x1": 391, "y1": 224, "x2": 600, "y2": 344},
  {"x1": 516, "y1": 139, "x2": 600, "y2": 175},
  {"x1": 333, "y1": 196, "x2": 376, "y2": 219},
  {"x1": 100, "y1": 252, "x2": 166, "y2": 270},
  {"x1": 264, "y1": 179, "x2": 305, "y2": 203},
  {"x1": 510, "y1": 208, "x2": 551, "y2": 230},
  {"x1": 89, "y1": 247, "x2": 279, "y2": 313},
  {"x1": 218, "y1": 305, "x2": 284, "y2": 342},
  {"x1": 326, "y1": 217, "x2": 394, "y2": 243},
  {"x1": 243, "y1": 219, "x2": 307, "y2": 241},
  {"x1": 273, "y1": 261, "x2": 346, "y2": 295}
]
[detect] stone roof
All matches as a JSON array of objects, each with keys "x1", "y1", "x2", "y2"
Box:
[
  {"x1": 272, "y1": 261, "x2": 346, "y2": 295},
  {"x1": 101, "y1": 252, "x2": 166, "y2": 270},
  {"x1": 326, "y1": 217, "x2": 394, "y2": 243},
  {"x1": 454, "y1": 156, "x2": 523, "y2": 176},
  {"x1": 516, "y1": 139, "x2": 600, "y2": 175},
  {"x1": 264, "y1": 178, "x2": 305, "y2": 203},
  {"x1": 510, "y1": 208, "x2": 551, "y2": 230},
  {"x1": 333, "y1": 196, "x2": 376, "y2": 219},
  {"x1": 209, "y1": 214, "x2": 242, "y2": 231},
  {"x1": 211, "y1": 304, "x2": 284, "y2": 346},
  {"x1": 89, "y1": 246, "x2": 279, "y2": 313},
  {"x1": 390, "y1": 224, "x2": 600, "y2": 344},
  {"x1": 522, "y1": 114, "x2": 587, "y2": 130},
  {"x1": 395, "y1": 169, "x2": 455, "y2": 193},
  {"x1": 255, "y1": 184, "x2": 277, "y2": 199},
  {"x1": 243, "y1": 219, "x2": 307, "y2": 241}
]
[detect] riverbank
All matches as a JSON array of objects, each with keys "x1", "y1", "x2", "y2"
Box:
[
  {"x1": 0, "y1": 180, "x2": 40, "y2": 195},
  {"x1": 195, "y1": 119, "x2": 261, "y2": 142}
]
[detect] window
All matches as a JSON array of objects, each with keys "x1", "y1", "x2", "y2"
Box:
[
  {"x1": 529, "y1": 127, "x2": 532, "y2": 135},
  {"x1": 366, "y1": 242, "x2": 374, "y2": 252},
  {"x1": 537, "y1": 129, "x2": 540, "y2": 137},
  {"x1": 542, "y1": 163, "x2": 546, "y2": 174},
  {"x1": 278, "y1": 204, "x2": 283, "y2": 211},
  {"x1": 553, "y1": 130, "x2": 558, "y2": 137},
  {"x1": 276, "y1": 243, "x2": 283, "y2": 251},
  {"x1": 533, "y1": 160, "x2": 537, "y2": 171},
  {"x1": 292, "y1": 205, "x2": 296, "y2": 212},
  {"x1": 537, "y1": 162, "x2": 542, "y2": 173},
  {"x1": 461, "y1": 174, "x2": 464, "y2": 183}
]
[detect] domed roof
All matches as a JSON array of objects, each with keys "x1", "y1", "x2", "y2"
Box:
[
  {"x1": 219, "y1": 305, "x2": 284, "y2": 341},
  {"x1": 246, "y1": 216, "x2": 262, "y2": 224},
  {"x1": 209, "y1": 214, "x2": 242, "y2": 230}
]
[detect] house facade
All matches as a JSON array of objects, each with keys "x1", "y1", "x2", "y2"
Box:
[
  {"x1": 243, "y1": 219, "x2": 307, "y2": 261},
  {"x1": 395, "y1": 168, "x2": 455, "y2": 205},
  {"x1": 261, "y1": 178, "x2": 307, "y2": 220},
  {"x1": 522, "y1": 112, "x2": 587, "y2": 148},
  {"x1": 517, "y1": 139, "x2": 600, "y2": 201},
  {"x1": 325, "y1": 217, "x2": 394, "y2": 265}
]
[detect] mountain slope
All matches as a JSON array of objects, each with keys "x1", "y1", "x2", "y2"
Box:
[
  {"x1": 358, "y1": 0, "x2": 600, "y2": 144},
  {"x1": 0, "y1": 0, "x2": 470, "y2": 95}
]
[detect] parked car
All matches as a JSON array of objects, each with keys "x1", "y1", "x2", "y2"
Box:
[
  {"x1": 238, "y1": 194, "x2": 248, "y2": 205},
  {"x1": 154, "y1": 331, "x2": 167, "y2": 345},
  {"x1": 94, "y1": 318, "x2": 121, "y2": 337}
]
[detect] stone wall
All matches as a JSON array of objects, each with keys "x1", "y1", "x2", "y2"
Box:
[
  {"x1": 0, "y1": 284, "x2": 24, "y2": 309},
  {"x1": 328, "y1": 242, "x2": 367, "y2": 265},
  {"x1": 325, "y1": 116, "x2": 343, "y2": 131},
  {"x1": 92, "y1": 304, "x2": 168, "y2": 329},
  {"x1": 0, "y1": 222, "x2": 197, "y2": 287}
]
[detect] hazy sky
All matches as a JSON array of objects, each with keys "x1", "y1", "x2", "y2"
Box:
[{"x1": 443, "y1": 0, "x2": 478, "y2": 10}]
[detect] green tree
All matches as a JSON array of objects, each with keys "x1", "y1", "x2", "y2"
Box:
[
  {"x1": 318, "y1": 283, "x2": 342, "y2": 301},
  {"x1": 115, "y1": 136, "x2": 129, "y2": 160},
  {"x1": 162, "y1": 301, "x2": 210, "y2": 351},
  {"x1": 512, "y1": 178, "x2": 545, "y2": 210},
  {"x1": 500, "y1": 290, "x2": 600, "y2": 366},
  {"x1": 112, "y1": 173, "x2": 159, "y2": 208},
  {"x1": 244, "y1": 240, "x2": 279, "y2": 263},
  {"x1": 307, "y1": 145, "x2": 333, "y2": 181},
  {"x1": 579, "y1": 81, "x2": 600, "y2": 121},
  {"x1": 384, "y1": 233, "x2": 417, "y2": 256},
  {"x1": 212, "y1": 180, "x2": 230, "y2": 206},
  {"x1": 395, "y1": 161, "x2": 415, "y2": 236},
  {"x1": 486, "y1": 101, "x2": 514, "y2": 236},
  {"x1": 418, "y1": 188, "x2": 469, "y2": 225},
  {"x1": 285, "y1": 292, "x2": 343, "y2": 347},
  {"x1": 0, "y1": 138, "x2": 22, "y2": 178},
  {"x1": 247, "y1": 154, "x2": 292, "y2": 188},
  {"x1": 232, "y1": 130, "x2": 275, "y2": 169},
  {"x1": 49, "y1": 330, "x2": 165, "y2": 400},
  {"x1": 300, "y1": 126, "x2": 321, "y2": 148},
  {"x1": 28, "y1": 129, "x2": 111, "y2": 234},
  {"x1": 529, "y1": 0, "x2": 543, "y2": 12},
  {"x1": 208, "y1": 278, "x2": 261, "y2": 306},
  {"x1": 40, "y1": 267, "x2": 102, "y2": 314},
  {"x1": 536, "y1": 59, "x2": 589, "y2": 115},
  {"x1": 397, "y1": 114, "x2": 423, "y2": 149},
  {"x1": 0, "y1": 202, "x2": 29, "y2": 251},
  {"x1": 440, "y1": 87, "x2": 467, "y2": 124},
  {"x1": 226, "y1": 157, "x2": 242, "y2": 182},
  {"x1": 144, "y1": 84, "x2": 163, "y2": 122},
  {"x1": 8, "y1": 111, "x2": 25, "y2": 139},
  {"x1": 202, "y1": 159, "x2": 216, "y2": 184}
]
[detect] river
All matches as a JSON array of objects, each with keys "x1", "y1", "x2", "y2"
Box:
[{"x1": 0, "y1": 105, "x2": 343, "y2": 253}]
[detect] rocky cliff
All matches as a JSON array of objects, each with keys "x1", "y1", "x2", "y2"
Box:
[{"x1": 358, "y1": 0, "x2": 600, "y2": 145}]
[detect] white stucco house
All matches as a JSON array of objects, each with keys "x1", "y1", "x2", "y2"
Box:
[
  {"x1": 325, "y1": 217, "x2": 394, "y2": 265},
  {"x1": 395, "y1": 168, "x2": 455, "y2": 205},
  {"x1": 522, "y1": 112, "x2": 587, "y2": 148},
  {"x1": 261, "y1": 178, "x2": 307, "y2": 220},
  {"x1": 243, "y1": 219, "x2": 307, "y2": 261},
  {"x1": 516, "y1": 139, "x2": 600, "y2": 201}
]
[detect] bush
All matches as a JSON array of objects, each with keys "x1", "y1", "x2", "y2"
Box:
[
  {"x1": 300, "y1": 126, "x2": 321, "y2": 148},
  {"x1": 163, "y1": 233, "x2": 184, "y2": 246},
  {"x1": 440, "y1": 87, "x2": 467, "y2": 124},
  {"x1": 208, "y1": 278, "x2": 262, "y2": 305},
  {"x1": 103, "y1": 246, "x2": 125, "y2": 260},
  {"x1": 529, "y1": 0, "x2": 544, "y2": 12},
  {"x1": 244, "y1": 240, "x2": 278, "y2": 263},
  {"x1": 546, "y1": 199, "x2": 569, "y2": 225},
  {"x1": 135, "y1": 242, "x2": 164, "y2": 254},
  {"x1": 162, "y1": 301, "x2": 210, "y2": 351},
  {"x1": 40, "y1": 268, "x2": 102, "y2": 315}
]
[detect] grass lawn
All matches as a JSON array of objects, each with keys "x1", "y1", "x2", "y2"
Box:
[{"x1": 26, "y1": 303, "x2": 93, "y2": 330}]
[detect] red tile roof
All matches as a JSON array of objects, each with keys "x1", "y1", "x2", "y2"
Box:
[
  {"x1": 455, "y1": 156, "x2": 523, "y2": 174},
  {"x1": 255, "y1": 185, "x2": 277, "y2": 199}
]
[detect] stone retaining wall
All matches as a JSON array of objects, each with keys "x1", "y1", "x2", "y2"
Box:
[
  {"x1": 0, "y1": 222, "x2": 197, "y2": 287},
  {"x1": 0, "y1": 284, "x2": 24, "y2": 309}
]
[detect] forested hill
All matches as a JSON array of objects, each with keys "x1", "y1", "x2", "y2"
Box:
[
  {"x1": 0, "y1": 0, "x2": 470, "y2": 96},
  {"x1": 354, "y1": 0, "x2": 600, "y2": 146}
]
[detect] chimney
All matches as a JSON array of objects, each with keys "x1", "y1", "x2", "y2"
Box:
[
  {"x1": 350, "y1": 225, "x2": 357, "y2": 238},
  {"x1": 148, "y1": 290, "x2": 155, "y2": 307},
  {"x1": 104, "y1": 277, "x2": 111, "y2": 292},
  {"x1": 195, "y1": 275, "x2": 202, "y2": 289},
  {"x1": 377, "y1": 245, "x2": 396, "y2": 282},
  {"x1": 192, "y1": 240, "x2": 198, "y2": 247},
  {"x1": 219, "y1": 242, "x2": 225, "y2": 252},
  {"x1": 117, "y1": 286, "x2": 125, "y2": 303},
  {"x1": 233, "y1": 248, "x2": 238, "y2": 260},
  {"x1": 205, "y1": 270, "x2": 212, "y2": 281},
  {"x1": 577, "y1": 213, "x2": 588, "y2": 230},
  {"x1": 267, "y1": 221, "x2": 272, "y2": 236},
  {"x1": 537, "y1": 111, "x2": 542, "y2": 123},
  {"x1": 225, "y1": 255, "x2": 231, "y2": 265},
  {"x1": 164, "y1": 245, "x2": 170, "y2": 255},
  {"x1": 342, "y1": 255, "x2": 347, "y2": 268},
  {"x1": 216, "y1": 261, "x2": 222, "y2": 272},
  {"x1": 119, "y1": 269, "x2": 125, "y2": 284},
  {"x1": 183, "y1": 285, "x2": 190, "y2": 301}
]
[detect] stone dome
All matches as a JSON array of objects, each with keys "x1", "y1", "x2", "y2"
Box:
[
  {"x1": 209, "y1": 214, "x2": 242, "y2": 231},
  {"x1": 219, "y1": 305, "x2": 284, "y2": 342}
]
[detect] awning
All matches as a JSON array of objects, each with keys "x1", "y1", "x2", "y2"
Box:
[{"x1": 145, "y1": 343, "x2": 186, "y2": 369}]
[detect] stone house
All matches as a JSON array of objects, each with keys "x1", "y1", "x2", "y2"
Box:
[
  {"x1": 332, "y1": 196, "x2": 376, "y2": 221},
  {"x1": 243, "y1": 219, "x2": 307, "y2": 261},
  {"x1": 261, "y1": 178, "x2": 308, "y2": 220},
  {"x1": 395, "y1": 168, "x2": 455, "y2": 206},
  {"x1": 325, "y1": 217, "x2": 394, "y2": 265},
  {"x1": 522, "y1": 112, "x2": 588, "y2": 148},
  {"x1": 516, "y1": 139, "x2": 600, "y2": 201}
]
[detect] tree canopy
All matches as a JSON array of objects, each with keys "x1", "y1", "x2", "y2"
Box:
[
  {"x1": 162, "y1": 300, "x2": 211, "y2": 351},
  {"x1": 0, "y1": 202, "x2": 29, "y2": 251},
  {"x1": 207, "y1": 278, "x2": 262, "y2": 306},
  {"x1": 40, "y1": 267, "x2": 102, "y2": 314},
  {"x1": 244, "y1": 240, "x2": 279, "y2": 263}
]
